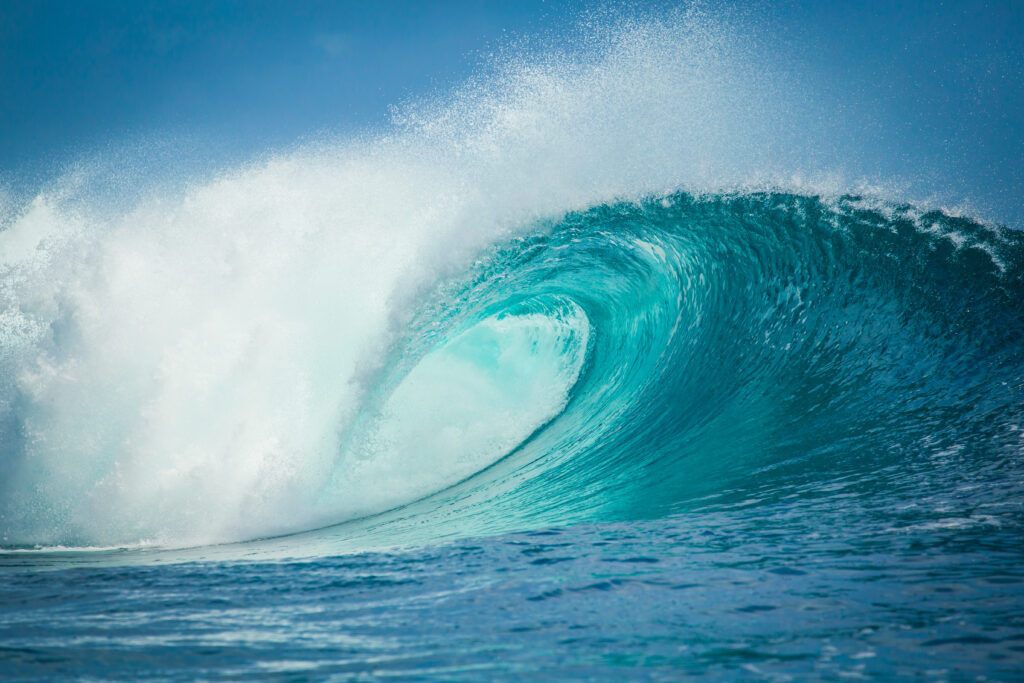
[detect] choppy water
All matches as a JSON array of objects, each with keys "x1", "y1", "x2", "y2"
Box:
[{"x1": 2, "y1": 10, "x2": 1022, "y2": 681}]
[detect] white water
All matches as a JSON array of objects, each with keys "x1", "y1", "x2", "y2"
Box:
[{"x1": 0, "y1": 10, "x2": 882, "y2": 548}]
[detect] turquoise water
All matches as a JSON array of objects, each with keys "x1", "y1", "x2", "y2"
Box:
[{"x1": 2, "y1": 192, "x2": 1023, "y2": 679}]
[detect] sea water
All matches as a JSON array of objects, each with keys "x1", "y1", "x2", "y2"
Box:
[{"x1": 1, "y1": 11, "x2": 1022, "y2": 681}]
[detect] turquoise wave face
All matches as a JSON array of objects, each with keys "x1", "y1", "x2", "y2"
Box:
[{"x1": 263, "y1": 191, "x2": 1023, "y2": 553}]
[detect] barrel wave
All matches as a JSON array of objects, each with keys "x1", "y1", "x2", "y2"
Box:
[
  {"x1": 311, "y1": 191, "x2": 1024, "y2": 549},
  {"x1": 1, "y1": 10, "x2": 1022, "y2": 556},
  {"x1": 5, "y1": 185, "x2": 1021, "y2": 552}
]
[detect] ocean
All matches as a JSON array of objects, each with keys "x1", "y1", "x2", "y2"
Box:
[{"x1": 1, "y1": 9, "x2": 1022, "y2": 681}]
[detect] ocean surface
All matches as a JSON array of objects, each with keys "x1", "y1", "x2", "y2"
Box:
[{"x1": 2, "y1": 11, "x2": 1023, "y2": 681}]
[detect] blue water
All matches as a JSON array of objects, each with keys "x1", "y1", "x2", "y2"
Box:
[
  {"x1": 2, "y1": 9, "x2": 1024, "y2": 680},
  {"x1": 3, "y1": 512, "x2": 1023, "y2": 680}
]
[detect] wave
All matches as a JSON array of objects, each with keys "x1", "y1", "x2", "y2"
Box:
[
  {"x1": 284, "y1": 191, "x2": 1022, "y2": 554},
  {"x1": 1, "y1": 11, "x2": 1021, "y2": 552}
]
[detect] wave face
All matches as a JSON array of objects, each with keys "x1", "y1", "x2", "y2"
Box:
[{"x1": 307, "y1": 191, "x2": 1024, "y2": 548}]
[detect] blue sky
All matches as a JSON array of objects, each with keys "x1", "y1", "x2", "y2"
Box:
[
  {"x1": 0, "y1": 2, "x2": 577, "y2": 175},
  {"x1": 1, "y1": 0, "x2": 1021, "y2": 224}
]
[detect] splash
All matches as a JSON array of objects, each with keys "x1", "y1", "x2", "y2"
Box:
[{"x1": 0, "y1": 9, "x2": 1018, "y2": 550}]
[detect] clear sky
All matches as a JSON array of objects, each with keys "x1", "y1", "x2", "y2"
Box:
[{"x1": 1, "y1": 0, "x2": 1021, "y2": 225}]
